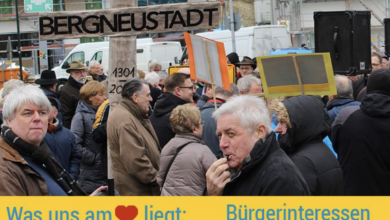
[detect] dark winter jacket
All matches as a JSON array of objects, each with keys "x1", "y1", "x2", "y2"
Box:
[
  {"x1": 196, "y1": 95, "x2": 211, "y2": 110},
  {"x1": 59, "y1": 76, "x2": 86, "y2": 129},
  {"x1": 71, "y1": 100, "x2": 106, "y2": 194},
  {"x1": 92, "y1": 99, "x2": 110, "y2": 177},
  {"x1": 223, "y1": 132, "x2": 310, "y2": 195},
  {"x1": 44, "y1": 118, "x2": 81, "y2": 180},
  {"x1": 353, "y1": 76, "x2": 368, "y2": 102},
  {"x1": 149, "y1": 92, "x2": 187, "y2": 148},
  {"x1": 89, "y1": 73, "x2": 107, "y2": 82},
  {"x1": 40, "y1": 87, "x2": 63, "y2": 123},
  {"x1": 327, "y1": 97, "x2": 360, "y2": 125},
  {"x1": 331, "y1": 93, "x2": 390, "y2": 195},
  {"x1": 279, "y1": 95, "x2": 343, "y2": 195},
  {"x1": 201, "y1": 99, "x2": 225, "y2": 156},
  {"x1": 150, "y1": 86, "x2": 162, "y2": 110}
]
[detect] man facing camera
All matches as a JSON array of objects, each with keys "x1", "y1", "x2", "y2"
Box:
[{"x1": 206, "y1": 95, "x2": 310, "y2": 195}]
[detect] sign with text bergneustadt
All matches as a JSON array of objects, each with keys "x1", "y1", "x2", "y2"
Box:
[{"x1": 38, "y1": 2, "x2": 220, "y2": 40}]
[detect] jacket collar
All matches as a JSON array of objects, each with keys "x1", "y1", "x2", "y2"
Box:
[
  {"x1": 230, "y1": 132, "x2": 278, "y2": 179},
  {"x1": 121, "y1": 98, "x2": 148, "y2": 120},
  {"x1": 327, "y1": 96, "x2": 355, "y2": 109},
  {"x1": 0, "y1": 138, "x2": 27, "y2": 165}
]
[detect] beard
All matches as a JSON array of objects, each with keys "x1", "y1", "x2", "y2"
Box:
[{"x1": 75, "y1": 77, "x2": 87, "y2": 84}]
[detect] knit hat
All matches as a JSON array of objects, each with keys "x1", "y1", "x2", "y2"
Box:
[
  {"x1": 227, "y1": 52, "x2": 239, "y2": 66},
  {"x1": 367, "y1": 68, "x2": 390, "y2": 96}
]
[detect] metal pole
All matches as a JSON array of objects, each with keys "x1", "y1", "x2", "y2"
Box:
[
  {"x1": 15, "y1": 0, "x2": 23, "y2": 81},
  {"x1": 229, "y1": 0, "x2": 236, "y2": 52}
]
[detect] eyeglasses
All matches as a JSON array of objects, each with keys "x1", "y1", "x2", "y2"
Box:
[
  {"x1": 179, "y1": 86, "x2": 195, "y2": 90},
  {"x1": 372, "y1": 63, "x2": 381, "y2": 67},
  {"x1": 200, "y1": 120, "x2": 205, "y2": 126},
  {"x1": 240, "y1": 67, "x2": 253, "y2": 71}
]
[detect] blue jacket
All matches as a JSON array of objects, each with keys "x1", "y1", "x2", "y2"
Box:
[
  {"x1": 327, "y1": 98, "x2": 360, "y2": 125},
  {"x1": 44, "y1": 118, "x2": 81, "y2": 181}
]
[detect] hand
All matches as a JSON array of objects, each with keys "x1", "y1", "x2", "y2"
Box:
[
  {"x1": 90, "y1": 186, "x2": 108, "y2": 196},
  {"x1": 206, "y1": 158, "x2": 231, "y2": 196}
]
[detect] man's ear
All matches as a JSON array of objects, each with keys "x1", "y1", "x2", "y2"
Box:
[
  {"x1": 132, "y1": 93, "x2": 139, "y2": 103},
  {"x1": 174, "y1": 87, "x2": 181, "y2": 97},
  {"x1": 255, "y1": 124, "x2": 267, "y2": 139}
]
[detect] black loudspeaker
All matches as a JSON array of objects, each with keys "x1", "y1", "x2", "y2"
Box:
[
  {"x1": 314, "y1": 11, "x2": 371, "y2": 76},
  {"x1": 384, "y1": 18, "x2": 390, "y2": 57}
]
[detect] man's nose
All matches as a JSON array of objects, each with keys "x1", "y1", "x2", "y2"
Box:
[
  {"x1": 219, "y1": 135, "x2": 229, "y2": 149},
  {"x1": 32, "y1": 112, "x2": 42, "y2": 121}
]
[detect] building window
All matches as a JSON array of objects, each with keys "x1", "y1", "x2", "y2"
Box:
[
  {"x1": 53, "y1": 0, "x2": 65, "y2": 11},
  {"x1": 85, "y1": 0, "x2": 101, "y2": 10},
  {"x1": 80, "y1": 37, "x2": 104, "y2": 43},
  {"x1": 0, "y1": 0, "x2": 12, "y2": 15}
]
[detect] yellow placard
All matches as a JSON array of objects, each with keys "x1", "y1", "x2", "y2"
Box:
[
  {"x1": 0, "y1": 197, "x2": 387, "y2": 219},
  {"x1": 257, "y1": 53, "x2": 337, "y2": 98}
]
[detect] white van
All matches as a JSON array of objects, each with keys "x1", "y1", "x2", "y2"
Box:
[
  {"x1": 90, "y1": 41, "x2": 182, "y2": 74},
  {"x1": 52, "y1": 38, "x2": 153, "y2": 89},
  {"x1": 196, "y1": 25, "x2": 292, "y2": 59}
]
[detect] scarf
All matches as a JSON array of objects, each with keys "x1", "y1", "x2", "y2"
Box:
[{"x1": 1, "y1": 126, "x2": 86, "y2": 196}]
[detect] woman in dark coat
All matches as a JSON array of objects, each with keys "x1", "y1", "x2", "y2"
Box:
[
  {"x1": 71, "y1": 81, "x2": 107, "y2": 194},
  {"x1": 272, "y1": 95, "x2": 343, "y2": 195}
]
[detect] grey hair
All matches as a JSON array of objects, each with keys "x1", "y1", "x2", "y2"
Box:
[
  {"x1": 121, "y1": 78, "x2": 148, "y2": 99},
  {"x1": 2, "y1": 79, "x2": 24, "y2": 98},
  {"x1": 157, "y1": 70, "x2": 168, "y2": 80},
  {"x1": 212, "y1": 95, "x2": 272, "y2": 135},
  {"x1": 88, "y1": 60, "x2": 100, "y2": 70},
  {"x1": 148, "y1": 59, "x2": 162, "y2": 71},
  {"x1": 145, "y1": 71, "x2": 160, "y2": 86},
  {"x1": 334, "y1": 74, "x2": 353, "y2": 98},
  {"x1": 3, "y1": 84, "x2": 51, "y2": 126},
  {"x1": 237, "y1": 75, "x2": 262, "y2": 94},
  {"x1": 215, "y1": 83, "x2": 239, "y2": 98}
]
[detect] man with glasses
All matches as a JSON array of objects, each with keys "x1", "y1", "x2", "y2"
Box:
[
  {"x1": 236, "y1": 56, "x2": 257, "y2": 82},
  {"x1": 59, "y1": 61, "x2": 88, "y2": 129},
  {"x1": 149, "y1": 72, "x2": 195, "y2": 149}
]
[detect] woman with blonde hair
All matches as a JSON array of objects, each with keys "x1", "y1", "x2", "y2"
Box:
[
  {"x1": 158, "y1": 104, "x2": 216, "y2": 195},
  {"x1": 71, "y1": 81, "x2": 107, "y2": 194}
]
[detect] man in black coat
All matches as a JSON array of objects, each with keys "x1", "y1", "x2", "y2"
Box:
[
  {"x1": 273, "y1": 95, "x2": 343, "y2": 195},
  {"x1": 59, "y1": 61, "x2": 88, "y2": 129},
  {"x1": 206, "y1": 95, "x2": 309, "y2": 196},
  {"x1": 332, "y1": 69, "x2": 390, "y2": 195},
  {"x1": 149, "y1": 73, "x2": 194, "y2": 148}
]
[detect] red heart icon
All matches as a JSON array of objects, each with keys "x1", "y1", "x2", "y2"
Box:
[{"x1": 115, "y1": 205, "x2": 138, "y2": 220}]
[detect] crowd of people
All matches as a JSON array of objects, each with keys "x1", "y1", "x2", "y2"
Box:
[{"x1": 0, "y1": 50, "x2": 389, "y2": 196}]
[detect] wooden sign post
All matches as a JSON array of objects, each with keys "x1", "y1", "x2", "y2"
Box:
[{"x1": 39, "y1": 1, "x2": 220, "y2": 195}]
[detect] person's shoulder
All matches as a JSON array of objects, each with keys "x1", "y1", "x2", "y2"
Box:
[{"x1": 333, "y1": 105, "x2": 360, "y2": 127}]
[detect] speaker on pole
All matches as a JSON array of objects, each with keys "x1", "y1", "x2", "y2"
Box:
[{"x1": 314, "y1": 11, "x2": 371, "y2": 76}]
